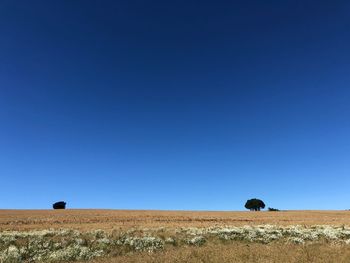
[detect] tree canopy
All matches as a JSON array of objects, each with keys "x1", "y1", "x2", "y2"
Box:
[{"x1": 245, "y1": 198, "x2": 265, "y2": 211}]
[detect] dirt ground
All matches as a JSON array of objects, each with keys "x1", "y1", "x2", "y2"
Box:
[{"x1": 1, "y1": 209, "x2": 350, "y2": 231}]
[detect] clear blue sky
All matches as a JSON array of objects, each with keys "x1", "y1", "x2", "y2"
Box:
[{"x1": 1, "y1": 0, "x2": 350, "y2": 210}]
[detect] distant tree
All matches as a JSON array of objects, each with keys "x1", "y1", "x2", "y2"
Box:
[
  {"x1": 245, "y1": 198, "x2": 265, "y2": 211},
  {"x1": 53, "y1": 201, "x2": 66, "y2": 209},
  {"x1": 268, "y1": 207, "x2": 280, "y2": 211}
]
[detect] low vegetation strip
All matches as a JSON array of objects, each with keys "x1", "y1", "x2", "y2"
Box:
[
  {"x1": 2, "y1": 225, "x2": 350, "y2": 262},
  {"x1": 2, "y1": 210, "x2": 350, "y2": 231}
]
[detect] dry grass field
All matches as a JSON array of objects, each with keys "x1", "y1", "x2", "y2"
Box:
[
  {"x1": 2, "y1": 210, "x2": 350, "y2": 262},
  {"x1": 83, "y1": 243, "x2": 350, "y2": 263},
  {"x1": 1, "y1": 209, "x2": 350, "y2": 231}
]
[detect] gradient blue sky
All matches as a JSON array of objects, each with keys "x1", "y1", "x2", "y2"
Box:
[{"x1": 1, "y1": 0, "x2": 350, "y2": 210}]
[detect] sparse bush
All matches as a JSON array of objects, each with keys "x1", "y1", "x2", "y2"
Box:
[
  {"x1": 0, "y1": 245, "x2": 22, "y2": 263},
  {"x1": 268, "y1": 207, "x2": 280, "y2": 211},
  {"x1": 165, "y1": 237, "x2": 176, "y2": 245},
  {"x1": 117, "y1": 236, "x2": 164, "y2": 252},
  {"x1": 186, "y1": 236, "x2": 206, "y2": 246},
  {"x1": 52, "y1": 201, "x2": 66, "y2": 210}
]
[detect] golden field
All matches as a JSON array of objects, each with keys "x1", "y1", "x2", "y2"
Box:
[
  {"x1": 83, "y1": 243, "x2": 350, "y2": 263},
  {"x1": 2, "y1": 210, "x2": 350, "y2": 262},
  {"x1": 1, "y1": 209, "x2": 350, "y2": 231}
]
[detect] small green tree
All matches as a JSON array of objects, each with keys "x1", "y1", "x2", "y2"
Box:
[{"x1": 245, "y1": 198, "x2": 265, "y2": 211}]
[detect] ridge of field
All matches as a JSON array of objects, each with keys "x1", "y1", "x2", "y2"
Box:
[{"x1": 1, "y1": 210, "x2": 350, "y2": 231}]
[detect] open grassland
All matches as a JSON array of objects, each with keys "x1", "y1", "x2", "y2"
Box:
[
  {"x1": 1, "y1": 210, "x2": 350, "y2": 231},
  {"x1": 2, "y1": 210, "x2": 350, "y2": 262},
  {"x1": 83, "y1": 243, "x2": 350, "y2": 263}
]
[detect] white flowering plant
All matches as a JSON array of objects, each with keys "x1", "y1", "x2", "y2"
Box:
[{"x1": 1, "y1": 225, "x2": 350, "y2": 262}]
